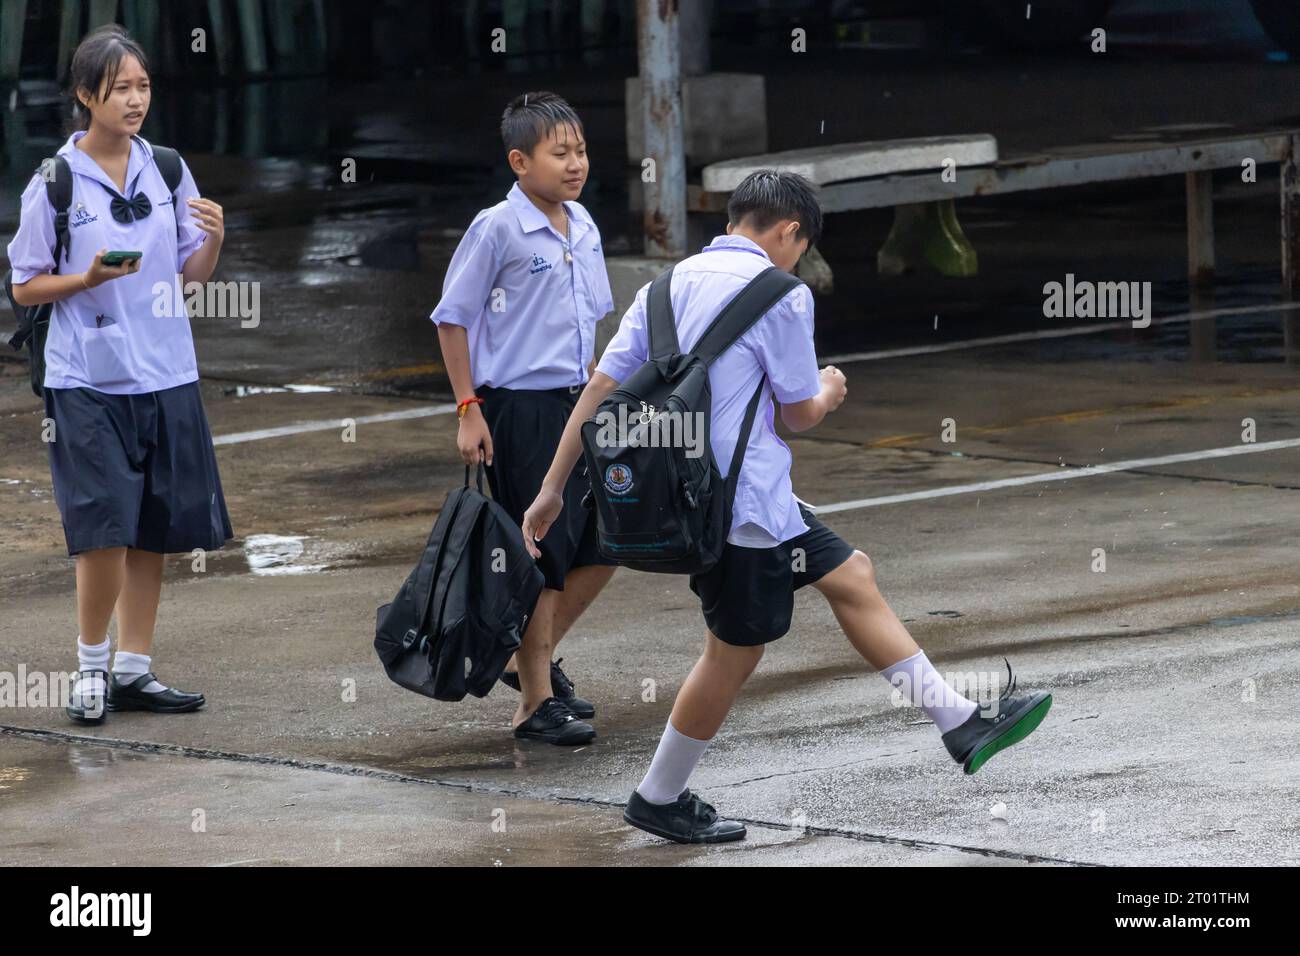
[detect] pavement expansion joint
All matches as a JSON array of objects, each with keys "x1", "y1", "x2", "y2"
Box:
[{"x1": 0, "y1": 724, "x2": 1097, "y2": 866}]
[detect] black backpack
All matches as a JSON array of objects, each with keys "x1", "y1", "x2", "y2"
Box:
[
  {"x1": 374, "y1": 464, "x2": 545, "y2": 702},
  {"x1": 4, "y1": 141, "x2": 183, "y2": 399},
  {"x1": 579, "y1": 264, "x2": 803, "y2": 575}
]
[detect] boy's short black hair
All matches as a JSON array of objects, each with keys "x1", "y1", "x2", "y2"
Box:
[
  {"x1": 501, "y1": 91, "x2": 584, "y2": 157},
  {"x1": 727, "y1": 170, "x2": 823, "y2": 247}
]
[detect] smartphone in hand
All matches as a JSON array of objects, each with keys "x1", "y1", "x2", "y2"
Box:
[{"x1": 100, "y1": 251, "x2": 143, "y2": 267}]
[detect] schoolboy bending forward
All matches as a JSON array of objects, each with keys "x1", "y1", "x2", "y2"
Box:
[
  {"x1": 522, "y1": 171, "x2": 1053, "y2": 842},
  {"x1": 432, "y1": 92, "x2": 617, "y2": 745}
]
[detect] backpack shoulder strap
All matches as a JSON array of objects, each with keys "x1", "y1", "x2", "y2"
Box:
[
  {"x1": 690, "y1": 266, "x2": 803, "y2": 367},
  {"x1": 45, "y1": 156, "x2": 73, "y2": 267},
  {"x1": 696, "y1": 268, "x2": 804, "y2": 484},
  {"x1": 645, "y1": 265, "x2": 680, "y2": 362},
  {"x1": 150, "y1": 144, "x2": 183, "y2": 195},
  {"x1": 724, "y1": 375, "x2": 768, "y2": 483},
  {"x1": 146, "y1": 142, "x2": 184, "y2": 239}
]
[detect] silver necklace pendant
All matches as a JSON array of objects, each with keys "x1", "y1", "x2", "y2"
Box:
[{"x1": 563, "y1": 247, "x2": 573, "y2": 264}]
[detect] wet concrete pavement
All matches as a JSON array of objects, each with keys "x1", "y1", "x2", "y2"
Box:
[
  {"x1": 2, "y1": 326, "x2": 1298, "y2": 865},
  {"x1": 4, "y1": 31, "x2": 1300, "y2": 865}
]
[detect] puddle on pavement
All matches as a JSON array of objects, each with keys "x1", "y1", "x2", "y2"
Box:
[
  {"x1": 242, "y1": 534, "x2": 328, "y2": 576},
  {"x1": 222, "y1": 384, "x2": 340, "y2": 397},
  {"x1": 164, "y1": 532, "x2": 419, "y2": 582}
]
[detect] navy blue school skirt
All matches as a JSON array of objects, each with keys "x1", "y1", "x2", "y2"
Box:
[{"x1": 44, "y1": 381, "x2": 234, "y2": 556}]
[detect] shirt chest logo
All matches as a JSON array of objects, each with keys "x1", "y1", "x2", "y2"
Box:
[
  {"x1": 528, "y1": 253, "x2": 553, "y2": 275},
  {"x1": 70, "y1": 203, "x2": 99, "y2": 228}
]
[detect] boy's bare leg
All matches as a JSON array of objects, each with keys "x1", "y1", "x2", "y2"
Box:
[
  {"x1": 504, "y1": 562, "x2": 615, "y2": 673},
  {"x1": 668, "y1": 632, "x2": 765, "y2": 740},
  {"x1": 512, "y1": 588, "x2": 558, "y2": 726},
  {"x1": 625, "y1": 632, "x2": 762, "y2": 838},
  {"x1": 812, "y1": 549, "x2": 984, "y2": 736},
  {"x1": 809, "y1": 550, "x2": 920, "y2": 668},
  {"x1": 115, "y1": 549, "x2": 164, "y2": 655},
  {"x1": 552, "y1": 563, "x2": 616, "y2": 645}
]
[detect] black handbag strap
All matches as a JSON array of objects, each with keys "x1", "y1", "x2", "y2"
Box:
[{"x1": 463, "y1": 461, "x2": 485, "y2": 493}]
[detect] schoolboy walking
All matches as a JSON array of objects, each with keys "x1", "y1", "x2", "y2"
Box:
[
  {"x1": 521, "y1": 170, "x2": 1053, "y2": 841},
  {"x1": 431, "y1": 92, "x2": 617, "y2": 745}
]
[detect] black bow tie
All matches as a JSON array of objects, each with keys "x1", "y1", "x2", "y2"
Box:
[
  {"x1": 99, "y1": 175, "x2": 152, "y2": 224},
  {"x1": 108, "y1": 190, "x2": 152, "y2": 224}
]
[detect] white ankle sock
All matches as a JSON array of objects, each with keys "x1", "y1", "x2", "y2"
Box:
[
  {"x1": 880, "y1": 650, "x2": 978, "y2": 734},
  {"x1": 75, "y1": 636, "x2": 110, "y2": 697},
  {"x1": 112, "y1": 651, "x2": 166, "y2": 693},
  {"x1": 636, "y1": 722, "x2": 713, "y2": 805}
]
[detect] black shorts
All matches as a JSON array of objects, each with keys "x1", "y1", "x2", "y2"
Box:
[
  {"x1": 477, "y1": 383, "x2": 615, "y2": 591},
  {"x1": 44, "y1": 382, "x2": 234, "y2": 556},
  {"x1": 689, "y1": 503, "x2": 854, "y2": 646}
]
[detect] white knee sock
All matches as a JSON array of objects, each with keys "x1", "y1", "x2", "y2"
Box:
[
  {"x1": 75, "y1": 636, "x2": 110, "y2": 698},
  {"x1": 112, "y1": 651, "x2": 166, "y2": 693},
  {"x1": 636, "y1": 722, "x2": 713, "y2": 805},
  {"x1": 880, "y1": 650, "x2": 978, "y2": 734}
]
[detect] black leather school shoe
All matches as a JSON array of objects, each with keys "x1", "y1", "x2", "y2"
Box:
[
  {"x1": 107, "y1": 672, "x2": 206, "y2": 714},
  {"x1": 512, "y1": 696, "x2": 595, "y2": 745},
  {"x1": 941, "y1": 659, "x2": 1052, "y2": 774},
  {"x1": 66, "y1": 668, "x2": 109, "y2": 725},
  {"x1": 499, "y1": 658, "x2": 595, "y2": 719},
  {"x1": 623, "y1": 789, "x2": 747, "y2": 844}
]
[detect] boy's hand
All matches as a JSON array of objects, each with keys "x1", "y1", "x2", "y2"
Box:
[
  {"x1": 820, "y1": 364, "x2": 847, "y2": 412},
  {"x1": 457, "y1": 405, "x2": 493, "y2": 465},
  {"x1": 83, "y1": 249, "x2": 139, "y2": 288},
  {"x1": 521, "y1": 486, "x2": 564, "y2": 559}
]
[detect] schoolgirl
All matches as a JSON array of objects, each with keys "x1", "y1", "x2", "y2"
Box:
[{"x1": 6, "y1": 25, "x2": 231, "y2": 723}]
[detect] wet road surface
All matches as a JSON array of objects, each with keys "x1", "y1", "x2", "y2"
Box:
[{"x1": 3, "y1": 40, "x2": 1300, "y2": 866}]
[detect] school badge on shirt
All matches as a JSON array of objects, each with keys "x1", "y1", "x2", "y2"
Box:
[
  {"x1": 529, "y1": 252, "x2": 552, "y2": 275},
  {"x1": 70, "y1": 202, "x2": 99, "y2": 228}
]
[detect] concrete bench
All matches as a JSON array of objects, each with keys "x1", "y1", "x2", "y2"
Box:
[
  {"x1": 697, "y1": 128, "x2": 1300, "y2": 297},
  {"x1": 697, "y1": 135, "x2": 1000, "y2": 286}
]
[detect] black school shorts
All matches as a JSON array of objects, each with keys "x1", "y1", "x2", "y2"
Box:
[
  {"x1": 44, "y1": 382, "x2": 234, "y2": 556},
  {"x1": 477, "y1": 383, "x2": 616, "y2": 591},
  {"x1": 689, "y1": 503, "x2": 855, "y2": 646}
]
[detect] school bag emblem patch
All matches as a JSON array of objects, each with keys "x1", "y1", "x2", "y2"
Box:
[{"x1": 604, "y1": 463, "x2": 633, "y2": 494}]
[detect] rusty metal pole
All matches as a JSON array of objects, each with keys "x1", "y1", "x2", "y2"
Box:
[
  {"x1": 1283, "y1": 133, "x2": 1300, "y2": 301},
  {"x1": 1282, "y1": 133, "x2": 1300, "y2": 362},
  {"x1": 636, "y1": 0, "x2": 686, "y2": 259}
]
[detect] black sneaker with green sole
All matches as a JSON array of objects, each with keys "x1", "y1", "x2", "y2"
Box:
[{"x1": 941, "y1": 659, "x2": 1052, "y2": 774}]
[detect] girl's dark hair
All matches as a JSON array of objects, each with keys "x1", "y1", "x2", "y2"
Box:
[
  {"x1": 67, "y1": 24, "x2": 149, "y2": 133},
  {"x1": 500, "y1": 91, "x2": 583, "y2": 157},
  {"x1": 727, "y1": 170, "x2": 824, "y2": 246}
]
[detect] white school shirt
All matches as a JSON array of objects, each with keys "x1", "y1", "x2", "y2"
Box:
[
  {"x1": 596, "y1": 234, "x2": 822, "y2": 548},
  {"x1": 429, "y1": 181, "x2": 614, "y2": 390},
  {"x1": 5, "y1": 131, "x2": 209, "y2": 394}
]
